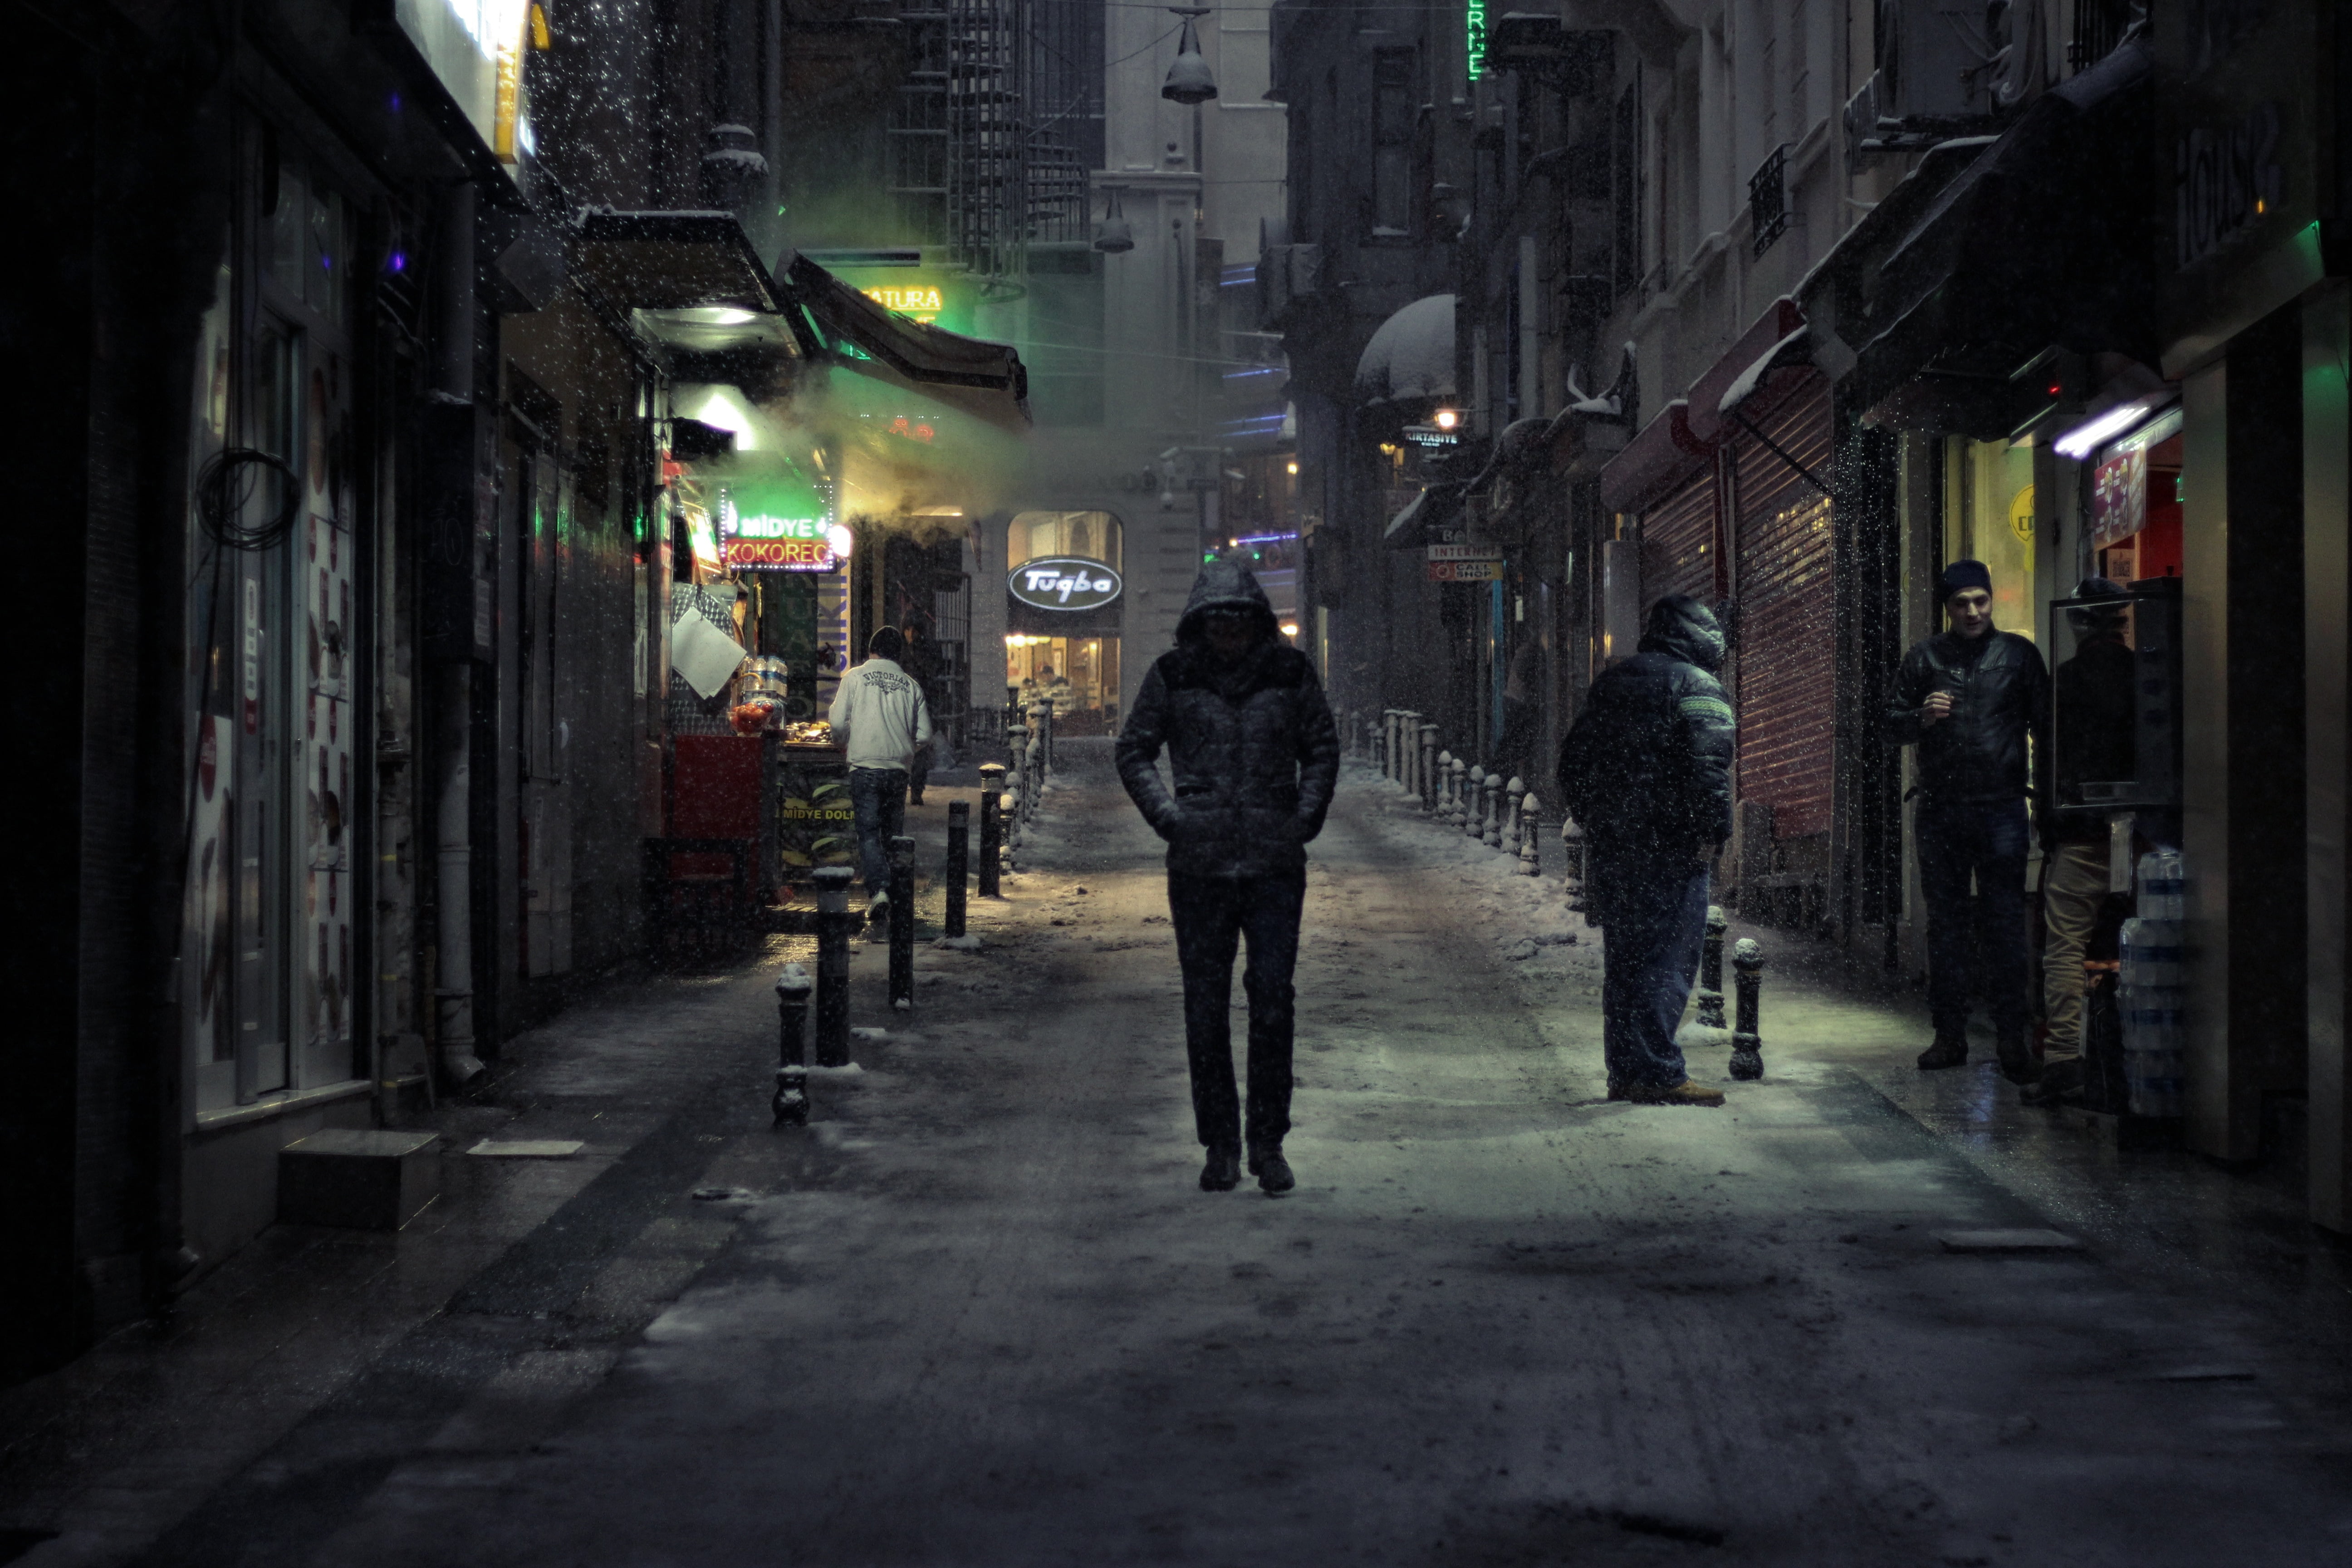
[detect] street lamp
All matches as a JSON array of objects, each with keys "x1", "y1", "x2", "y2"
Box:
[
  {"x1": 1093, "y1": 186, "x2": 1135, "y2": 253},
  {"x1": 1161, "y1": 7, "x2": 1218, "y2": 104}
]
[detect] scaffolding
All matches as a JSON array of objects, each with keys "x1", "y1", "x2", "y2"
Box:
[{"x1": 887, "y1": 1, "x2": 1101, "y2": 289}]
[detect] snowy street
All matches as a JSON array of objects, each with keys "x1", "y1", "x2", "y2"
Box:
[{"x1": 9, "y1": 743, "x2": 2352, "y2": 1567}]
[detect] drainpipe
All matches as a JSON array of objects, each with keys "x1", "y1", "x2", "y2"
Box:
[
  {"x1": 1517, "y1": 235, "x2": 1540, "y2": 421},
  {"x1": 434, "y1": 182, "x2": 486, "y2": 1089}
]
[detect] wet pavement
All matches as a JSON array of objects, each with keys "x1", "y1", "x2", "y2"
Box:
[{"x1": 5, "y1": 743, "x2": 2352, "y2": 1566}]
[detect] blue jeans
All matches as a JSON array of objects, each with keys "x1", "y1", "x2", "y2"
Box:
[
  {"x1": 1915, "y1": 797, "x2": 2031, "y2": 1038},
  {"x1": 848, "y1": 766, "x2": 907, "y2": 896},
  {"x1": 1168, "y1": 870, "x2": 1305, "y2": 1152},
  {"x1": 1595, "y1": 850, "x2": 1712, "y2": 1088}
]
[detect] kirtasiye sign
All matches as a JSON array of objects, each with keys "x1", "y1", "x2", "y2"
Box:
[{"x1": 1009, "y1": 557, "x2": 1122, "y2": 611}]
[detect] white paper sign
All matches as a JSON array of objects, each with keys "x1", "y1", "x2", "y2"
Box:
[{"x1": 671, "y1": 605, "x2": 747, "y2": 699}]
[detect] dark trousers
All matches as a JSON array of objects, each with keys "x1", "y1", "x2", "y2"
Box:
[
  {"x1": 1168, "y1": 870, "x2": 1306, "y2": 1153},
  {"x1": 1595, "y1": 851, "x2": 1711, "y2": 1088},
  {"x1": 1916, "y1": 797, "x2": 2031, "y2": 1038},
  {"x1": 848, "y1": 766, "x2": 907, "y2": 896}
]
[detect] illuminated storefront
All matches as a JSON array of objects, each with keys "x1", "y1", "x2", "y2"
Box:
[{"x1": 1005, "y1": 511, "x2": 1123, "y2": 734}]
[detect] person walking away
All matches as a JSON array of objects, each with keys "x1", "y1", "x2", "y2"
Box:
[
  {"x1": 1555, "y1": 593, "x2": 1736, "y2": 1107},
  {"x1": 2029, "y1": 578, "x2": 2136, "y2": 1107},
  {"x1": 1884, "y1": 560, "x2": 2051, "y2": 1084},
  {"x1": 1116, "y1": 559, "x2": 1338, "y2": 1194},
  {"x1": 827, "y1": 625, "x2": 933, "y2": 929}
]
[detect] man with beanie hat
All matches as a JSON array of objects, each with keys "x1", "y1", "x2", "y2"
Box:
[
  {"x1": 1886, "y1": 561, "x2": 2051, "y2": 1083},
  {"x1": 1557, "y1": 593, "x2": 1737, "y2": 1107}
]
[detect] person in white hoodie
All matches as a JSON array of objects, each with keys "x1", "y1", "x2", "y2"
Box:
[{"x1": 827, "y1": 626, "x2": 933, "y2": 923}]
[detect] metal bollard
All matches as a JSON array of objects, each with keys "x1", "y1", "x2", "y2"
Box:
[
  {"x1": 1382, "y1": 710, "x2": 1400, "y2": 782},
  {"x1": 977, "y1": 763, "x2": 1004, "y2": 897},
  {"x1": 1729, "y1": 938, "x2": 1764, "y2": 1080},
  {"x1": 772, "y1": 963, "x2": 812, "y2": 1125},
  {"x1": 1434, "y1": 750, "x2": 1452, "y2": 820},
  {"x1": 1695, "y1": 906, "x2": 1728, "y2": 1028},
  {"x1": 1399, "y1": 711, "x2": 1417, "y2": 796},
  {"x1": 1517, "y1": 789, "x2": 1543, "y2": 875},
  {"x1": 1447, "y1": 755, "x2": 1466, "y2": 827},
  {"x1": 813, "y1": 866, "x2": 855, "y2": 1067},
  {"x1": 1418, "y1": 722, "x2": 1440, "y2": 811},
  {"x1": 887, "y1": 834, "x2": 916, "y2": 1010},
  {"x1": 945, "y1": 800, "x2": 970, "y2": 936},
  {"x1": 1465, "y1": 765, "x2": 1485, "y2": 835},
  {"x1": 1563, "y1": 815, "x2": 1588, "y2": 916},
  {"x1": 1503, "y1": 776, "x2": 1524, "y2": 849},
  {"x1": 1484, "y1": 772, "x2": 1505, "y2": 849}
]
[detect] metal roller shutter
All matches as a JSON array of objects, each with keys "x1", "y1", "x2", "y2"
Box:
[
  {"x1": 1638, "y1": 464, "x2": 1716, "y2": 612},
  {"x1": 1731, "y1": 374, "x2": 1836, "y2": 840}
]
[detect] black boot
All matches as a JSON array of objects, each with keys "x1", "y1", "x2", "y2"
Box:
[
  {"x1": 1253, "y1": 1148, "x2": 1295, "y2": 1194},
  {"x1": 1200, "y1": 1144, "x2": 1240, "y2": 1191},
  {"x1": 1916, "y1": 1031, "x2": 1970, "y2": 1070},
  {"x1": 1996, "y1": 1033, "x2": 2040, "y2": 1086}
]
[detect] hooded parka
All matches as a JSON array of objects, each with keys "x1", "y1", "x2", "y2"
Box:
[
  {"x1": 1556, "y1": 593, "x2": 1738, "y2": 865},
  {"x1": 1116, "y1": 560, "x2": 1339, "y2": 880}
]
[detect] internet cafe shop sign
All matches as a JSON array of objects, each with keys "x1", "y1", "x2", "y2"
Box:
[{"x1": 1009, "y1": 557, "x2": 1122, "y2": 612}]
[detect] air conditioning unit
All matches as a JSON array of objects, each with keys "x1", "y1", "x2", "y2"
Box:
[{"x1": 1255, "y1": 223, "x2": 1322, "y2": 328}]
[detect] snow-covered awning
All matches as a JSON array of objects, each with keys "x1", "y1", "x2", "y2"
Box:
[
  {"x1": 1717, "y1": 325, "x2": 1814, "y2": 419},
  {"x1": 1383, "y1": 482, "x2": 1466, "y2": 549},
  {"x1": 1355, "y1": 294, "x2": 1458, "y2": 407},
  {"x1": 569, "y1": 210, "x2": 804, "y2": 356},
  {"x1": 777, "y1": 250, "x2": 1030, "y2": 432}
]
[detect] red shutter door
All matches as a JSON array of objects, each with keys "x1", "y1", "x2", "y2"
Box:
[
  {"x1": 1732, "y1": 375, "x2": 1835, "y2": 840},
  {"x1": 1639, "y1": 464, "x2": 1716, "y2": 611}
]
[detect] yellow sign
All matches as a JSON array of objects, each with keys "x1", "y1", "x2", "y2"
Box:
[
  {"x1": 862, "y1": 285, "x2": 945, "y2": 323},
  {"x1": 2010, "y1": 483, "x2": 2037, "y2": 544}
]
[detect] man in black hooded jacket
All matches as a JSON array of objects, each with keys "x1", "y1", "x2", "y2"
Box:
[
  {"x1": 1117, "y1": 559, "x2": 1339, "y2": 1195},
  {"x1": 1556, "y1": 594, "x2": 1737, "y2": 1107}
]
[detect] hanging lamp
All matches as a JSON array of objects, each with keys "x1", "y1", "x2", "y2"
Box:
[{"x1": 1161, "y1": 8, "x2": 1218, "y2": 104}]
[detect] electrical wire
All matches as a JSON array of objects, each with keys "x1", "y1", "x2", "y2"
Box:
[{"x1": 195, "y1": 447, "x2": 301, "y2": 553}]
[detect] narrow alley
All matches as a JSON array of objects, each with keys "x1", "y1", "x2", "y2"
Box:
[{"x1": 6, "y1": 747, "x2": 2350, "y2": 1567}]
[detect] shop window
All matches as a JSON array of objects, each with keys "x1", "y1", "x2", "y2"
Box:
[
  {"x1": 1008, "y1": 510, "x2": 1121, "y2": 572},
  {"x1": 1005, "y1": 634, "x2": 1121, "y2": 733}
]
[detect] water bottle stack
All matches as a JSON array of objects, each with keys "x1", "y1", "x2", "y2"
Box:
[{"x1": 2118, "y1": 848, "x2": 2189, "y2": 1119}]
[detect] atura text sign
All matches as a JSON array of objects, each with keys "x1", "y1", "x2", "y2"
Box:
[{"x1": 1009, "y1": 557, "x2": 1122, "y2": 611}]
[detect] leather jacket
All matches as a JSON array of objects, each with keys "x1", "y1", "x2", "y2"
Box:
[{"x1": 1884, "y1": 630, "x2": 2049, "y2": 805}]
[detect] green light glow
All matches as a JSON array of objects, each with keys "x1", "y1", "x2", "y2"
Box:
[{"x1": 1466, "y1": 0, "x2": 1487, "y2": 81}]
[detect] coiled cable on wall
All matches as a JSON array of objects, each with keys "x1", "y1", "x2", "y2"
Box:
[{"x1": 195, "y1": 447, "x2": 301, "y2": 553}]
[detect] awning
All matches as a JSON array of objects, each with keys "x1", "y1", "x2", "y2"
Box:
[
  {"x1": 1355, "y1": 294, "x2": 1458, "y2": 406},
  {"x1": 1383, "y1": 482, "x2": 1466, "y2": 549},
  {"x1": 777, "y1": 250, "x2": 1030, "y2": 432},
  {"x1": 569, "y1": 210, "x2": 804, "y2": 357},
  {"x1": 1841, "y1": 37, "x2": 2157, "y2": 429},
  {"x1": 1595, "y1": 295, "x2": 1814, "y2": 513}
]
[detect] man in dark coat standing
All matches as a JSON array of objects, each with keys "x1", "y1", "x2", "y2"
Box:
[
  {"x1": 1117, "y1": 560, "x2": 1339, "y2": 1194},
  {"x1": 1556, "y1": 594, "x2": 1736, "y2": 1107},
  {"x1": 1885, "y1": 559, "x2": 2051, "y2": 1083}
]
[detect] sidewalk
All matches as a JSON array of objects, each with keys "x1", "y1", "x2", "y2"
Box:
[{"x1": 1353, "y1": 761, "x2": 2352, "y2": 1351}]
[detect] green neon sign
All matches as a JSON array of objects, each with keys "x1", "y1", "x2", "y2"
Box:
[{"x1": 1467, "y1": 0, "x2": 1487, "y2": 81}]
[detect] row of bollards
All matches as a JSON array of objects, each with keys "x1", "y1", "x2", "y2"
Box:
[
  {"x1": 1352, "y1": 710, "x2": 1768, "y2": 1081},
  {"x1": 775, "y1": 732, "x2": 1026, "y2": 1126}
]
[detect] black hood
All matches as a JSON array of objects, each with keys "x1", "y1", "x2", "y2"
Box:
[
  {"x1": 1637, "y1": 593, "x2": 1726, "y2": 673},
  {"x1": 1176, "y1": 557, "x2": 1279, "y2": 644}
]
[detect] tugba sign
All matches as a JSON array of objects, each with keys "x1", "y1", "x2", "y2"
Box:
[{"x1": 1009, "y1": 556, "x2": 1122, "y2": 612}]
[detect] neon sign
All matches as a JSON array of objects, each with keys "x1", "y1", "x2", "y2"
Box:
[
  {"x1": 1009, "y1": 556, "x2": 1122, "y2": 611},
  {"x1": 862, "y1": 285, "x2": 945, "y2": 323},
  {"x1": 719, "y1": 502, "x2": 853, "y2": 573},
  {"x1": 1466, "y1": 0, "x2": 1487, "y2": 81}
]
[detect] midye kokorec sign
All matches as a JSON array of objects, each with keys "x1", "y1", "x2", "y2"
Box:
[{"x1": 1009, "y1": 557, "x2": 1122, "y2": 612}]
